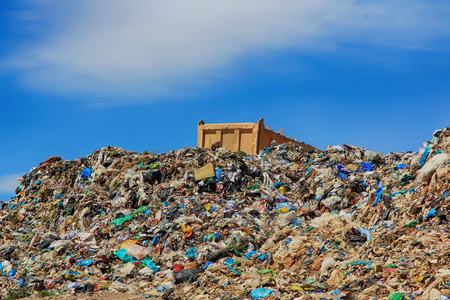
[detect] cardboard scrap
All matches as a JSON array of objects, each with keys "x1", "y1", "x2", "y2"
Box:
[{"x1": 194, "y1": 163, "x2": 215, "y2": 181}]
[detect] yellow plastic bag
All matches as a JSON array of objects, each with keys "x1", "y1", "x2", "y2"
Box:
[
  {"x1": 182, "y1": 223, "x2": 193, "y2": 233},
  {"x1": 120, "y1": 239, "x2": 137, "y2": 249},
  {"x1": 278, "y1": 207, "x2": 290, "y2": 214}
]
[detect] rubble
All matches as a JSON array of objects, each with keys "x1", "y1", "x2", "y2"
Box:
[{"x1": 2, "y1": 127, "x2": 450, "y2": 299}]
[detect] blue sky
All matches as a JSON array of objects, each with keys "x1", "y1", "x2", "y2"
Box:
[{"x1": 1, "y1": 0, "x2": 450, "y2": 200}]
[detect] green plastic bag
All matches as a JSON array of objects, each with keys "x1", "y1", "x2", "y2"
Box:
[
  {"x1": 115, "y1": 249, "x2": 136, "y2": 263},
  {"x1": 141, "y1": 259, "x2": 159, "y2": 273},
  {"x1": 389, "y1": 292, "x2": 404, "y2": 300},
  {"x1": 257, "y1": 269, "x2": 276, "y2": 277},
  {"x1": 134, "y1": 206, "x2": 148, "y2": 214},
  {"x1": 403, "y1": 221, "x2": 418, "y2": 228},
  {"x1": 111, "y1": 214, "x2": 134, "y2": 226}
]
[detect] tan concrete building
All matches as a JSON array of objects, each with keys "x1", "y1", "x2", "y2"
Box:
[{"x1": 197, "y1": 118, "x2": 318, "y2": 154}]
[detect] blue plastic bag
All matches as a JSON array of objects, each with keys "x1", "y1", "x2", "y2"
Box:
[
  {"x1": 76, "y1": 259, "x2": 94, "y2": 266},
  {"x1": 115, "y1": 248, "x2": 136, "y2": 263},
  {"x1": 276, "y1": 202, "x2": 296, "y2": 212},
  {"x1": 357, "y1": 227, "x2": 372, "y2": 241},
  {"x1": 185, "y1": 247, "x2": 198, "y2": 259},
  {"x1": 373, "y1": 186, "x2": 384, "y2": 206},
  {"x1": 418, "y1": 145, "x2": 430, "y2": 168},
  {"x1": 349, "y1": 260, "x2": 372, "y2": 268},
  {"x1": 361, "y1": 162, "x2": 373, "y2": 172},
  {"x1": 141, "y1": 259, "x2": 159, "y2": 274},
  {"x1": 228, "y1": 265, "x2": 241, "y2": 276},
  {"x1": 246, "y1": 251, "x2": 258, "y2": 259},
  {"x1": 251, "y1": 287, "x2": 274, "y2": 299},
  {"x1": 331, "y1": 288, "x2": 341, "y2": 295},
  {"x1": 426, "y1": 208, "x2": 436, "y2": 219},
  {"x1": 81, "y1": 168, "x2": 92, "y2": 179},
  {"x1": 338, "y1": 172, "x2": 347, "y2": 179},
  {"x1": 215, "y1": 168, "x2": 222, "y2": 182}
]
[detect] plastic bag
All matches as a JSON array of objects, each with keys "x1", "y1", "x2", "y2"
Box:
[
  {"x1": 111, "y1": 214, "x2": 134, "y2": 226},
  {"x1": 174, "y1": 268, "x2": 204, "y2": 284},
  {"x1": 320, "y1": 257, "x2": 336, "y2": 274},
  {"x1": 124, "y1": 244, "x2": 150, "y2": 260},
  {"x1": 251, "y1": 287, "x2": 274, "y2": 299}
]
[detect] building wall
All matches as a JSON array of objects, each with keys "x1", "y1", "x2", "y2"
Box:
[
  {"x1": 259, "y1": 127, "x2": 318, "y2": 152},
  {"x1": 197, "y1": 121, "x2": 259, "y2": 153},
  {"x1": 197, "y1": 118, "x2": 318, "y2": 154}
]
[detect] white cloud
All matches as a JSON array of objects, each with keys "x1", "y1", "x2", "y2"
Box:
[
  {"x1": 0, "y1": 173, "x2": 22, "y2": 194},
  {"x1": 4, "y1": 0, "x2": 450, "y2": 102}
]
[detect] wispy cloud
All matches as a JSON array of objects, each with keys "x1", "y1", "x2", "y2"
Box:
[
  {"x1": 0, "y1": 173, "x2": 22, "y2": 194},
  {"x1": 3, "y1": 0, "x2": 450, "y2": 102}
]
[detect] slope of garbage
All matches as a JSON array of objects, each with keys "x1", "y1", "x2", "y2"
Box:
[{"x1": 2, "y1": 128, "x2": 450, "y2": 300}]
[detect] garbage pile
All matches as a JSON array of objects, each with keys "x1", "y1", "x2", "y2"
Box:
[{"x1": 2, "y1": 128, "x2": 450, "y2": 300}]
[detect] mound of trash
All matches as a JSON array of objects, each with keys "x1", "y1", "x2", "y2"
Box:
[{"x1": 2, "y1": 128, "x2": 450, "y2": 300}]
